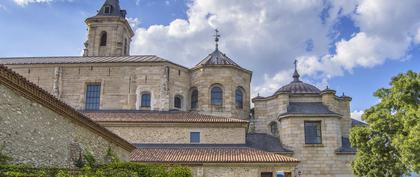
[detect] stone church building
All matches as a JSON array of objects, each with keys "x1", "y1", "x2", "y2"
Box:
[{"x1": 0, "y1": 0, "x2": 360, "y2": 176}]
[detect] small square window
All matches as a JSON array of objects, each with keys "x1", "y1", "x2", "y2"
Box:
[
  {"x1": 304, "y1": 121, "x2": 322, "y2": 144},
  {"x1": 190, "y1": 132, "x2": 200, "y2": 144}
]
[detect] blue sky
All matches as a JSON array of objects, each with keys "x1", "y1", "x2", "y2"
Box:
[{"x1": 0, "y1": 0, "x2": 419, "y2": 120}]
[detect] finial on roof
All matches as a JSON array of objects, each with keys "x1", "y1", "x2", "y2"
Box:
[
  {"x1": 214, "y1": 29, "x2": 221, "y2": 50},
  {"x1": 292, "y1": 59, "x2": 300, "y2": 82}
]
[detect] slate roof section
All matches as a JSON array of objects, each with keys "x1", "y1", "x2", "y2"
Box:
[
  {"x1": 196, "y1": 49, "x2": 240, "y2": 67},
  {"x1": 83, "y1": 110, "x2": 248, "y2": 124},
  {"x1": 131, "y1": 144, "x2": 299, "y2": 164},
  {"x1": 276, "y1": 81, "x2": 321, "y2": 94},
  {"x1": 0, "y1": 55, "x2": 168, "y2": 65},
  {"x1": 246, "y1": 133, "x2": 293, "y2": 154},
  {"x1": 352, "y1": 119, "x2": 367, "y2": 127},
  {"x1": 336, "y1": 137, "x2": 357, "y2": 154},
  {"x1": 0, "y1": 65, "x2": 135, "y2": 151},
  {"x1": 95, "y1": 0, "x2": 126, "y2": 18},
  {"x1": 273, "y1": 62, "x2": 321, "y2": 94},
  {"x1": 279, "y1": 102, "x2": 341, "y2": 117}
]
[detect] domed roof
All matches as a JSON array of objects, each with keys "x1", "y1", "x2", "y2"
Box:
[{"x1": 275, "y1": 61, "x2": 321, "y2": 94}]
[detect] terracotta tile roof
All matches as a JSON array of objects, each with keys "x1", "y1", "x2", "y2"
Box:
[
  {"x1": 130, "y1": 145, "x2": 299, "y2": 164},
  {"x1": 0, "y1": 64, "x2": 135, "y2": 151},
  {"x1": 83, "y1": 110, "x2": 248, "y2": 124}
]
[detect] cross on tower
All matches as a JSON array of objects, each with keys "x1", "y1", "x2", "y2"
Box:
[
  {"x1": 294, "y1": 59, "x2": 298, "y2": 71},
  {"x1": 214, "y1": 29, "x2": 221, "y2": 50}
]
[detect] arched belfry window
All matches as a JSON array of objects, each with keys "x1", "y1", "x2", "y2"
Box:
[
  {"x1": 191, "y1": 88, "x2": 198, "y2": 110},
  {"x1": 174, "y1": 95, "x2": 183, "y2": 109},
  {"x1": 235, "y1": 87, "x2": 244, "y2": 109},
  {"x1": 270, "y1": 121, "x2": 278, "y2": 136},
  {"x1": 211, "y1": 86, "x2": 223, "y2": 106},
  {"x1": 141, "y1": 92, "x2": 151, "y2": 108},
  {"x1": 104, "y1": 5, "x2": 113, "y2": 14},
  {"x1": 100, "y1": 32, "x2": 107, "y2": 46}
]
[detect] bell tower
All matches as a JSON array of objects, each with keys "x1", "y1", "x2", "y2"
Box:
[{"x1": 83, "y1": 0, "x2": 134, "y2": 57}]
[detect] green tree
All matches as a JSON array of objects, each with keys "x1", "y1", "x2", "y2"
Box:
[{"x1": 350, "y1": 70, "x2": 420, "y2": 177}]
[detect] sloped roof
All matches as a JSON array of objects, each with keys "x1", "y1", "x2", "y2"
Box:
[
  {"x1": 276, "y1": 81, "x2": 321, "y2": 94},
  {"x1": 0, "y1": 64, "x2": 135, "y2": 151},
  {"x1": 83, "y1": 110, "x2": 248, "y2": 124},
  {"x1": 0, "y1": 55, "x2": 167, "y2": 65},
  {"x1": 352, "y1": 119, "x2": 367, "y2": 127},
  {"x1": 95, "y1": 0, "x2": 126, "y2": 18},
  {"x1": 131, "y1": 144, "x2": 299, "y2": 164},
  {"x1": 246, "y1": 133, "x2": 293, "y2": 154},
  {"x1": 279, "y1": 102, "x2": 341, "y2": 118},
  {"x1": 196, "y1": 49, "x2": 240, "y2": 67}
]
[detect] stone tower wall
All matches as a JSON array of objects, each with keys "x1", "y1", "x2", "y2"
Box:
[
  {"x1": 190, "y1": 66, "x2": 251, "y2": 119},
  {"x1": 84, "y1": 17, "x2": 133, "y2": 57},
  {"x1": 252, "y1": 94, "x2": 288, "y2": 135}
]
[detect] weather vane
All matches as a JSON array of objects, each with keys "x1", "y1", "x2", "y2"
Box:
[{"x1": 214, "y1": 29, "x2": 221, "y2": 50}]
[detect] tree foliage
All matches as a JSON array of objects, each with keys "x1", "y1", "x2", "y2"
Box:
[{"x1": 350, "y1": 70, "x2": 420, "y2": 177}]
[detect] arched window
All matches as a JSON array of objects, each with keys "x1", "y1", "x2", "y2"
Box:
[
  {"x1": 141, "y1": 92, "x2": 151, "y2": 108},
  {"x1": 100, "y1": 32, "x2": 107, "y2": 46},
  {"x1": 270, "y1": 122, "x2": 278, "y2": 135},
  {"x1": 211, "y1": 86, "x2": 223, "y2": 106},
  {"x1": 124, "y1": 38, "x2": 128, "y2": 55},
  {"x1": 191, "y1": 89, "x2": 198, "y2": 110},
  {"x1": 174, "y1": 95, "x2": 182, "y2": 109},
  {"x1": 235, "y1": 88, "x2": 244, "y2": 109},
  {"x1": 104, "y1": 5, "x2": 113, "y2": 14}
]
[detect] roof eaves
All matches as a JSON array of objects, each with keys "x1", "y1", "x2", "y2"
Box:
[{"x1": 278, "y1": 113, "x2": 342, "y2": 119}]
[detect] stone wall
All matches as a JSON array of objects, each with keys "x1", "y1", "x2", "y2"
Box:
[
  {"x1": 101, "y1": 124, "x2": 246, "y2": 144},
  {"x1": 253, "y1": 92, "x2": 355, "y2": 177},
  {"x1": 321, "y1": 92, "x2": 352, "y2": 138},
  {"x1": 191, "y1": 66, "x2": 251, "y2": 119},
  {"x1": 84, "y1": 17, "x2": 133, "y2": 57},
  {"x1": 6, "y1": 62, "x2": 250, "y2": 120},
  {"x1": 280, "y1": 117, "x2": 355, "y2": 177},
  {"x1": 8, "y1": 63, "x2": 175, "y2": 111},
  {"x1": 167, "y1": 65, "x2": 191, "y2": 111},
  {"x1": 191, "y1": 164, "x2": 295, "y2": 177},
  {"x1": 253, "y1": 94, "x2": 289, "y2": 135},
  {"x1": 0, "y1": 84, "x2": 130, "y2": 168}
]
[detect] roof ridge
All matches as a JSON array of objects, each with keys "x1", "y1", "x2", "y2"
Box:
[{"x1": 0, "y1": 55, "x2": 159, "y2": 59}]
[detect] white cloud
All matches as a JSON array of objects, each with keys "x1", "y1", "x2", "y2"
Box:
[
  {"x1": 283, "y1": 0, "x2": 420, "y2": 95},
  {"x1": 14, "y1": 0, "x2": 53, "y2": 6},
  {"x1": 126, "y1": 17, "x2": 141, "y2": 29},
  {"x1": 131, "y1": 0, "x2": 420, "y2": 97},
  {"x1": 131, "y1": 0, "x2": 355, "y2": 95},
  {"x1": 351, "y1": 110, "x2": 364, "y2": 122},
  {"x1": 415, "y1": 28, "x2": 420, "y2": 44}
]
